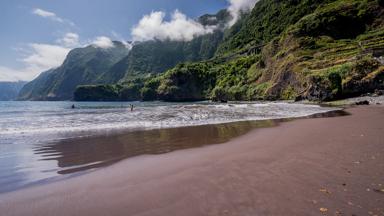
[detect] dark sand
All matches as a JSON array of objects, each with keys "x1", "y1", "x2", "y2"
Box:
[
  {"x1": 1, "y1": 106, "x2": 383, "y2": 216},
  {"x1": 32, "y1": 119, "x2": 280, "y2": 175}
]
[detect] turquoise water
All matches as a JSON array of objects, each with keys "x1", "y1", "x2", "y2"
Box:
[{"x1": 0, "y1": 101, "x2": 340, "y2": 193}]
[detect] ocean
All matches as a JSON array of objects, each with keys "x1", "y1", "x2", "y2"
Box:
[{"x1": 0, "y1": 101, "x2": 341, "y2": 193}]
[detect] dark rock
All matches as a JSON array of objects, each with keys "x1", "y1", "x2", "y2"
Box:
[
  {"x1": 304, "y1": 76, "x2": 339, "y2": 102},
  {"x1": 374, "y1": 89, "x2": 384, "y2": 96},
  {"x1": 355, "y1": 100, "x2": 370, "y2": 105},
  {"x1": 342, "y1": 59, "x2": 384, "y2": 98},
  {"x1": 294, "y1": 95, "x2": 303, "y2": 102},
  {"x1": 74, "y1": 85, "x2": 120, "y2": 101}
]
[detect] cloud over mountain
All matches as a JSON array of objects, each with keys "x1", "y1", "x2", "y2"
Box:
[
  {"x1": 227, "y1": 0, "x2": 258, "y2": 26},
  {"x1": 56, "y1": 33, "x2": 80, "y2": 47},
  {"x1": 0, "y1": 43, "x2": 71, "y2": 81},
  {"x1": 22, "y1": 43, "x2": 71, "y2": 70},
  {"x1": 91, "y1": 36, "x2": 115, "y2": 48},
  {"x1": 1, "y1": 2, "x2": 261, "y2": 81},
  {"x1": 131, "y1": 0, "x2": 258, "y2": 42},
  {"x1": 132, "y1": 10, "x2": 216, "y2": 41}
]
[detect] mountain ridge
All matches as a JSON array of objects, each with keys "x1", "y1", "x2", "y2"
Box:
[
  {"x1": 18, "y1": 41, "x2": 130, "y2": 100},
  {"x1": 74, "y1": 0, "x2": 384, "y2": 102},
  {"x1": 18, "y1": 10, "x2": 231, "y2": 101},
  {"x1": 19, "y1": 0, "x2": 384, "y2": 102}
]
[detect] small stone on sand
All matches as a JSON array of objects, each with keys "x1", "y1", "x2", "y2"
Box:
[{"x1": 319, "y1": 207, "x2": 328, "y2": 213}]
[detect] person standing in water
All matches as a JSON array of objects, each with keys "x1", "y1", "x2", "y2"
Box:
[{"x1": 130, "y1": 104, "x2": 134, "y2": 112}]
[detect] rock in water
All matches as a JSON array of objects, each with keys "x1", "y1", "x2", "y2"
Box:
[{"x1": 355, "y1": 100, "x2": 370, "y2": 105}]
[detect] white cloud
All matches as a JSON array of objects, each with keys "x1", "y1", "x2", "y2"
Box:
[
  {"x1": 111, "y1": 31, "x2": 133, "y2": 49},
  {"x1": 130, "y1": 1, "x2": 259, "y2": 42},
  {"x1": 227, "y1": 0, "x2": 258, "y2": 26},
  {"x1": 32, "y1": 8, "x2": 63, "y2": 22},
  {"x1": 32, "y1": 8, "x2": 75, "y2": 26},
  {"x1": 22, "y1": 43, "x2": 71, "y2": 69},
  {"x1": 0, "y1": 32, "x2": 132, "y2": 81},
  {"x1": 0, "y1": 64, "x2": 54, "y2": 82},
  {"x1": 56, "y1": 32, "x2": 80, "y2": 47},
  {"x1": 0, "y1": 27, "x2": 139, "y2": 81},
  {"x1": 33, "y1": 8, "x2": 53, "y2": 17},
  {"x1": 0, "y1": 66, "x2": 28, "y2": 82},
  {"x1": 0, "y1": 43, "x2": 71, "y2": 81},
  {"x1": 122, "y1": 41, "x2": 133, "y2": 50},
  {"x1": 91, "y1": 36, "x2": 114, "y2": 48},
  {"x1": 132, "y1": 10, "x2": 216, "y2": 41}
]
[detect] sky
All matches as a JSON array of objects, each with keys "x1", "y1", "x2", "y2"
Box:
[{"x1": 0, "y1": 0, "x2": 257, "y2": 82}]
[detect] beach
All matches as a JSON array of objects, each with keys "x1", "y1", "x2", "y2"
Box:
[{"x1": 1, "y1": 105, "x2": 383, "y2": 216}]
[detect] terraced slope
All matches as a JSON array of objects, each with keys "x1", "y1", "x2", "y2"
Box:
[{"x1": 74, "y1": 0, "x2": 384, "y2": 102}]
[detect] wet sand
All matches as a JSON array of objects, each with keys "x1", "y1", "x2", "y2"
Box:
[
  {"x1": 0, "y1": 109, "x2": 344, "y2": 193},
  {"x1": 1, "y1": 106, "x2": 383, "y2": 216},
  {"x1": 33, "y1": 119, "x2": 280, "y2": 175}
]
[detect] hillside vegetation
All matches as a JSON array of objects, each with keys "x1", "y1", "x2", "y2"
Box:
[
  {"x1": 75, "y1": 0, "x2": 384, "y2": 102},
  {"x1": 19, "y1": 10, "x2": 231, "y2": 101},
  {"x1": 18, "y1": 42, "x2": 130, "y2": 100},
  {"x1": 19, "y1": 0, "x2": 384, "y2": 102}
]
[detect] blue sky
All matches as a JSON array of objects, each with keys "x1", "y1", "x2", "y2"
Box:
[{"x1": 0, "y1": 0, "x2": 257, "y2": 81}]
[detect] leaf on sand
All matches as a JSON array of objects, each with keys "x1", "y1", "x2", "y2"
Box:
[
  {"x1": 372, "y1": 188, "x2": 384, "y2": 194},
  {"x1": 319, "y1": 188, "x2": 331, "y2": 194},
  {"x1": 335, "y1": 210, "x2": 342, "y2": 215},
  {"x1": 319, "y1": 207, "x2": 328, "y2": 213}
]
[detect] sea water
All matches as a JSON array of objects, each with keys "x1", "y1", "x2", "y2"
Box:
[{"x1": 0, "y1": 101, "x2": 341, "y2": 193}]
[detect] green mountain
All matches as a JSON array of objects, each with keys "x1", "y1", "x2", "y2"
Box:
[
  {"x1": 20, "y1": 10, "x2": 231, "y2": 101},
  {"x1": 112, "y1": 9, "x2": 231, "y2": 82},
  {"x1": 75, "y1": 0, "x2": 384, "y2": 102},
  {"x1": 119, "y1": 32, "x2": 224, "y2": 81},
  {"x1": 0, "y1": 81, "x2": 26, "y2": 101},
  {"x1": 21, "y1": 0, "x2": 384, "y2": 102},
  {"x1": 18, "y1": 41, "x2": 130, "y2": 100}
]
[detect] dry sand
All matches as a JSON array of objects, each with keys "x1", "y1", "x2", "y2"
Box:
[{"x1": 0, "y1": 106, "x2": 383, "y2": 216}]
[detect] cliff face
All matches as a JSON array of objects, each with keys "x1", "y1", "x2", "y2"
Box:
[
  {"x1": 132, "y1": 0, "x2": 384, "y2": 102},
  {"x1": 118, "y1": 31, "x2": 225, "y2": 81},
  {"x1": 18, "y1": 42, "x2": 130, "y2": 101},
  {"x1": 22, "y1": 0, "x2": 384, "y2": 102},
  {"x1": 21, "y1": 10, "x2": 230, "y2": 101},
  {"x1": 112, "y1": 9, "x2": 231, "y2": 82},
  {"x1": 251, "y1": 0, "x2": 384, "y2": 101}
]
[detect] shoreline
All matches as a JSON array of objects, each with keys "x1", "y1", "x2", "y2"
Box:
[
  {"x1": 1, "y1": 105, "x2": 383, "y2": 215},
  {"x1": 0, "y1": 104, "x2": 343, "y2": 194}
]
